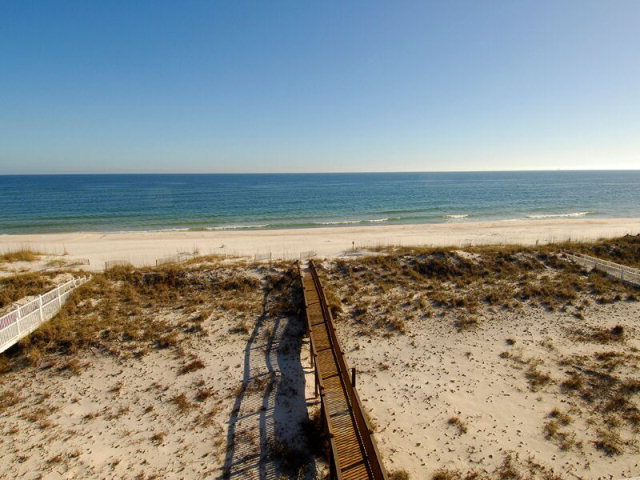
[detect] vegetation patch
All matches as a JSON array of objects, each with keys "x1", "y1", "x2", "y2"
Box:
[
  {"x1": 325, "y1": 238, "x2": 639, "y2": 337},
  {"x1": 0, "y1": 262, "x2": 298, "y2": 374},
  {"x1": 0, "y1": 248, "x2": 43, "y2": 264}
]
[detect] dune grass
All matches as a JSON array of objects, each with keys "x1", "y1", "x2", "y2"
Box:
[
  {"x1": 0, "y1": 248, "x2": 43, "y2": 263},
  {"x1": 0, "y1": 271, "x2": 60, "y2": 309},
  {"x1": 323, "y1": 236, "x2": 640, "y2": 338},
  {"x1": 0, "y1": 261, "x2": 299, "y2": 375}
]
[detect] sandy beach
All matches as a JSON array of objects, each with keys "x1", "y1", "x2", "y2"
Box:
[
  {"x1": 1, "y1": 218, "x2": 640, "y2": 270},
  {"x1": 1, "y1": 230, "x2": 640, "y2": 479}
]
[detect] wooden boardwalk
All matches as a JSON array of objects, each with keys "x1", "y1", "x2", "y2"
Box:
[
  {"x1": 565, "y1": 252, "x2": 640, "y2": 287},
  {"x1": 301, "y1": 261, "x2": 387, "y2": 480}
]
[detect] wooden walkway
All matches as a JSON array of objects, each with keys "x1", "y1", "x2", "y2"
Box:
[
  {"x1": 565, "y1": 252, "x2": 640, "y2": 287},
  {"x1": 301, "y1": 261, "x2": 387, "y2": 480}
]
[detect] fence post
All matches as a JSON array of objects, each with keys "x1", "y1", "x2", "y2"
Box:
[
  {"x1": 57, "y1": 286, "x2": 62, "y2": 308},
  {"x1": 39, "y1": 295, "x2": 44, "y2": 322},
  {"x1": 15, "y1": 311, "x2": 21, "y2": 335}
]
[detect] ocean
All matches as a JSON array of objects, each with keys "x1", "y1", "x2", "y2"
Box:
[{"x1": 0, "y1": 171, "x2": 638, "y2": 234}]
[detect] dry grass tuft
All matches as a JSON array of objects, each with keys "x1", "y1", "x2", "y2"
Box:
[
  {"x1": 525, "y1": 365, "x2": 552, "y2": 392},
  {"x1": 195, "y1": 387, "x2": 215, "y2": 402},
  {"x1": 179, "y1": 358, "x2": 205, "y2": 375},
  {"x1": 569, "y1": 325, "x2": 626, "y2": 344},
  {"x1": 447, "y1": 416, "x2": 468, "y2": 435},
  {"x1": 555, "y1": 349, "x2": 640, "y2": 454},
  {"x1": 0, "y1": 248, "x2": 43, "y2": 263},
  {"x1": 0, "y1": 389, "x2": 23, "y2": 413},
  {"x1": 594, "y1": 429, "x2": 625, "y2": 456},
  {"x1": 0, "y1": 271, "x2": 58, "y2": 309},
  {"x1": 150, "y1": 432, "x2": 166, "y2": 445},
  {"x1": 171, "y1": 393, "x2": 193, "y2": 413},
  {"x1": 389, "y1": 470, "x2": 410, "y2": 480},
  {"x1": 454, "y1": 314, "x2": 479, "y2": 332},
  {"x1": 543, "y1": 410, "x2": 578, "y2": 451}
]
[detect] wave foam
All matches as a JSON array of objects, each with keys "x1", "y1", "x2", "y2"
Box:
[
  {"x1": 444, "y1": 214, "x2": 469, "y2": 219},
  {"x1": 526, "y1": 211, "x2": 591, "y2": 219},
  {"x1": 315, "y1": 220, "x2": 361, "y2": 225},
  {"x1": 367, "y1": 217, "x2": 389, "y2": 223},
  {"x1": 205, "y1": 224, "x2": 271, "y2": 230},
  {"x1": 315, "y1": 218, "x2": 389, "y2": 225}
]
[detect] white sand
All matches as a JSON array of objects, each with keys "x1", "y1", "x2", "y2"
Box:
[
  {"x1": 0, "y1": 297, "x2": 318, "y2": 479},
  {"x1": 338, "y1": 301, "x2": 640, "y2": 479},
  {"x1": 2, "y1": 222, "x2": 640, "y2": 479},
  {"x1": 1, "y1": 218, "x2": 639, "y2": 270}
]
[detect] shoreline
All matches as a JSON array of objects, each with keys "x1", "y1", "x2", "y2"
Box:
[
  {"x1": 0, "y1": 212, "x2": 606, "y2": 234},
  {"x1": 1, "y1": 217, "x2": 639, "y2": 270}
]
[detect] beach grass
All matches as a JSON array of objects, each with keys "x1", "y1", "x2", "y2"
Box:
[{"x1": 0, "y1": 248, "x2": 44, "y2": 263}]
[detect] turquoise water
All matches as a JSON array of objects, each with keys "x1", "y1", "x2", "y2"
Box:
[{"x1": 0, "y1": 171, "x2": 638, "y2": 234}]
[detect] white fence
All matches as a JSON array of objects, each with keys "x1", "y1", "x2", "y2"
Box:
[
  {"x1": 104, "y1": 260, "x2": 133, "y2": 270},
  {"x1": 156, "y1": 253, "x2": 193, "y2": 266},
  {"x1": 299, "y1": 250, "x2": 317, "y2": 261},
  {"x1": 565, "y1": 253, "x2": 640, "y2": 287},
  {"x1": 254, "y1": 252, "x2": 272, "y2": 262},
  {"x1": 0, "y1": 277, "x2": 89, "y2": 353}
]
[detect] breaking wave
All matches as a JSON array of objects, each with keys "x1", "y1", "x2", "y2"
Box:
[{"x1": 526, "y1": 211, "x2": 591, "y2": 219}]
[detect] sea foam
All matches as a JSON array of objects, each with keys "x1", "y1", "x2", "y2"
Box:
[{"x1": 526, "y1": 211, "x2": 591, "y2": 219}]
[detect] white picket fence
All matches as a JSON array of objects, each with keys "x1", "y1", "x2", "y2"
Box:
[
  {"x1": 104, "y1": 260, "x2": 133, "y2": 270},
  {"x1": 254, "y1": 252, "x2": 272, "y2": 262},
  {"x1": 299, "y1": 250, "x2": 317, "y2": 261},
  {"x1": 565, "y1": 253, "x2": 640, "y2": 287},
  {"x1": 0, "y1": 277, "x2": 89, "y2": 353},
  {"x1": 156, "y1": 253, "x2": 194, "y2": 266}
]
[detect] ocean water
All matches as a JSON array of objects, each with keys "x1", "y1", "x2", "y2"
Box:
[{"x1": 0, "y1": 171, "x2": 638, "y2": 234}]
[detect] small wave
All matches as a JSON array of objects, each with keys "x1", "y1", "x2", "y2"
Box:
[
  {"x1": 315, "y1": 218, "x2": 389, "y2": 225},
  {"x1": 315, "y1": 220, "x2": 361, "y2": 225},
  {"x1": 443, "y1": 214, "x2": 469, "y2": 219},
  {"x1": 366, "y1": 217, "x2": 389, "y2": 223},
  {"x1": 526, "y1": 211, "x2": 591, "y2": 219},
  {"x1": 203, "y1": 224, "x2": 271, "y2": 230}
]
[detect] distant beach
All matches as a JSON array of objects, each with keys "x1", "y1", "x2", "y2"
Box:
[{"x1": 2, "y1": 217, "x2": 640, "y2": 270}]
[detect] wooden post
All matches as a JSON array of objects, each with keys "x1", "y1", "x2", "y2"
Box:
[{"x1": 351, "y1": 367, "x2": 356, "y2": 387}]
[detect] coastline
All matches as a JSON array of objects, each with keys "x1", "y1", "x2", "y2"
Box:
[{"x1": 1, "y1": 217, "x2": 639, "y2": 270}]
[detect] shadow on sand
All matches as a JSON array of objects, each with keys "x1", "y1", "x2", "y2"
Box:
[{"x1": 222, "y1": 274, "x2": 318, "y2": 480}]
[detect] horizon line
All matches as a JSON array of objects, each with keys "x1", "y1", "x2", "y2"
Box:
[{"x1": 1, "y1": 168, "x2": 640, "y2": 176}]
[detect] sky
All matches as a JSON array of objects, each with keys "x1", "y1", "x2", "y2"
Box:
[{"x1": 1, "y1": 1, "x2": 639, "y2": 174}]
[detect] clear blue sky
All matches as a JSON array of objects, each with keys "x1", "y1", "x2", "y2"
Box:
[{"x1": 1, "y1": 1, "x2": 639, "y2": 174}]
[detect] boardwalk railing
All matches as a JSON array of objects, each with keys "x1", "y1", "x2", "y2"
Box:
[
  {"x1": 301, "y1": 260, "x2": 387, "y2": 480},
  {"x1": 565, "y1": 253, "x2": 640, "y2": 287},
  {"x1": 0, "y1": 277, "x2": 88, "y2": 353}
]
